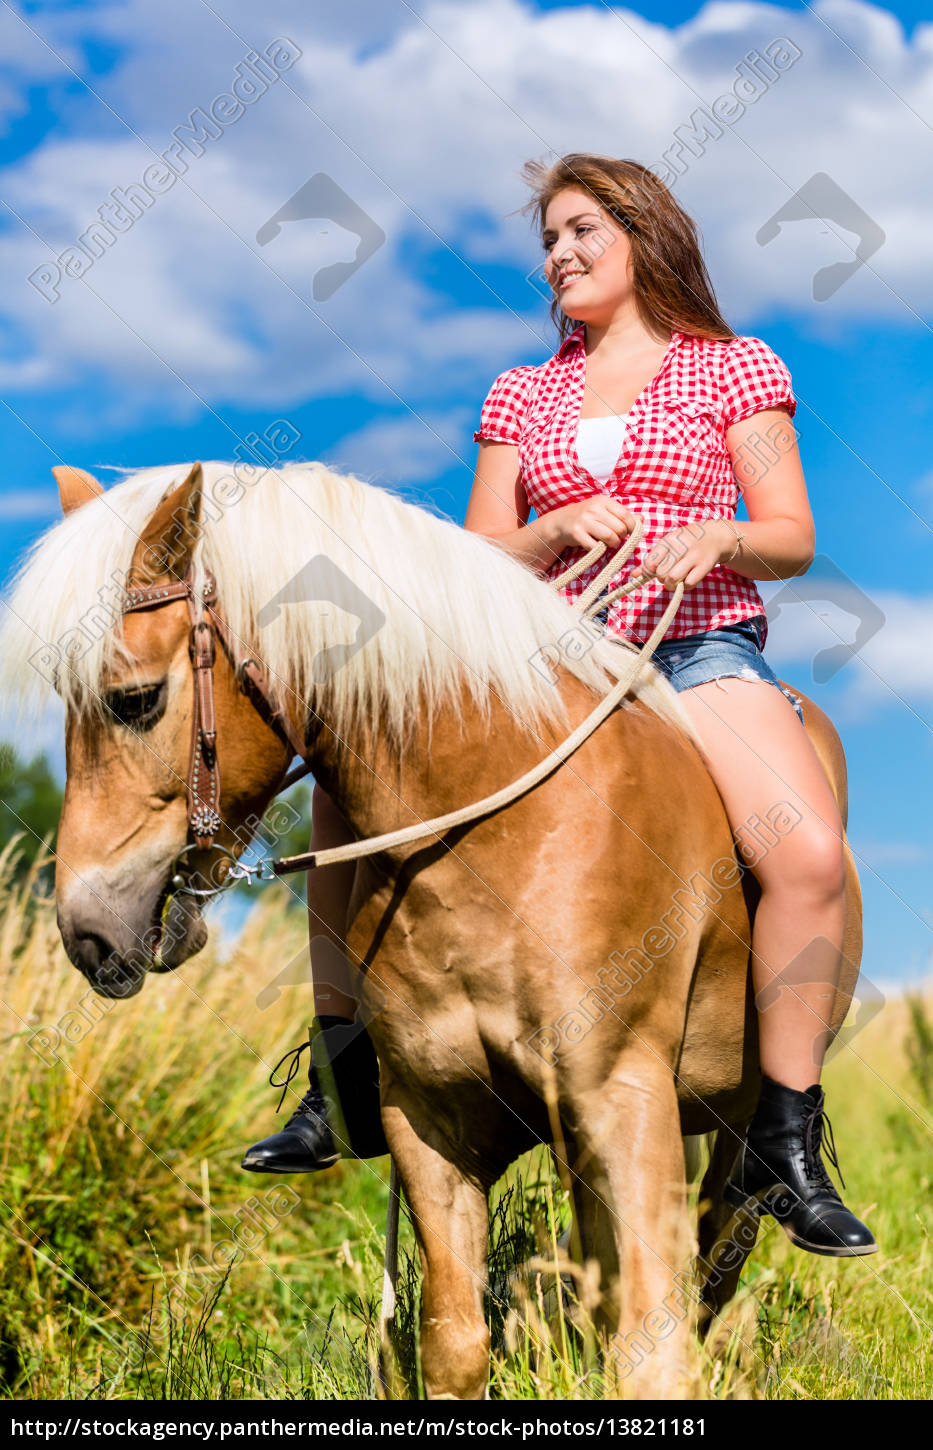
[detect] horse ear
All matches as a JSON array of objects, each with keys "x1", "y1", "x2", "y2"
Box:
[
  {"x1": 53, "y1": 465, "x2": 104, "y2": 514},
  {"x1": 129, "y1": 462, "x2": 205, "y2": 586}
]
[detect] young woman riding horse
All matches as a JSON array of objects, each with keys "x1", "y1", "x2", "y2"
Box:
[{"x1": 243, "y1": 153, "x2": 876, "y2": 1259}]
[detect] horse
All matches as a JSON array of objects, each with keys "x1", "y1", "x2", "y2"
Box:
[{"x1": 0, "y1": 458, "x2": 863, "y2": 1399}]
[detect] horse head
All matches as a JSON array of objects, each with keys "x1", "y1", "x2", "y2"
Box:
[{"x1": 51, "y1": 462, "x2": 297, "y2": 999}]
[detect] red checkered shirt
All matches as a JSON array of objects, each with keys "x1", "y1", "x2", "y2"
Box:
[{"x1": 472, "y1": 326, "x2": 796, "y2": 645}]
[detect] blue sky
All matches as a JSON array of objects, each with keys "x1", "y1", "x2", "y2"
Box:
[{"x1": 0, "y1": 0, "x2": 930, "y2": 985}]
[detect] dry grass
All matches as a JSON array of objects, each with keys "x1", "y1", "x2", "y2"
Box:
[{"x1": 0, "y1": 836, "x2": 930, "y2": 1400}]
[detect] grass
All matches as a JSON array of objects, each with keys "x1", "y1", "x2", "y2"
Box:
[{"x1": 0, "y1": 836, "x2": 930, "y2": 1400}]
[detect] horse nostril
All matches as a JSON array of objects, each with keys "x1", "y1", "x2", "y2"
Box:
[
  {"x1": 72, "y1": 931, "x2": 146, "y2": 998},
  {"x1": 75, "y1": 932, "x2": 113, "y2": 976}
]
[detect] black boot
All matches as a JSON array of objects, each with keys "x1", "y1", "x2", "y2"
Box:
[
  {"x1": 724, "y1": 1075, "x2": 877, "y2": 1257},
  {"x1": 241, "y1": 1016, "x2": 388, "y2": 1174}
]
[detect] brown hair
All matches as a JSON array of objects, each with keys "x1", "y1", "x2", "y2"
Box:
[{"x1": 521, "y1": 153, "x2": 735, "y2": 344}]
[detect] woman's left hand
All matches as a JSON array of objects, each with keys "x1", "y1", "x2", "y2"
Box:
[{"x1": 631, "y1": 519, "x2": 734, "y2": 591}]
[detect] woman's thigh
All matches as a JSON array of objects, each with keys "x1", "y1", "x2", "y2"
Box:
[{"x1": 675, "y1": 677, "x2": 845, "y2": 895}]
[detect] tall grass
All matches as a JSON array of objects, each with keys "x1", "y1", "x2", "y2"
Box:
[{"x1": 0, "y1": 837, "x2": 930, "y2": 1399}]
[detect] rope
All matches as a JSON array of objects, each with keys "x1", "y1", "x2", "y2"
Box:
[
  {"x1": 272, "y1": 520, "x2": 680, "y2": 876},
  {"x1": 291, "y1": 519, "x2": 680, "y2": 1372}
]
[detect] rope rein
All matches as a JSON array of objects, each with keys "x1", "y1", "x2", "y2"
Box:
[
  {"x1": 356, "y1": 518, "x2": 680, "y2": 1371},
  {"x1": 268, "y1": 518, "x2": 683, "y2": 876},
  {"x1": 244, "y1": 519, "x2": 680, "y2": 1371}
]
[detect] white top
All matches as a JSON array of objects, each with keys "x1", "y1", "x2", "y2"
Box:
[{"x1": 575, "y1": 413, "x2": 630, "y2": 482}]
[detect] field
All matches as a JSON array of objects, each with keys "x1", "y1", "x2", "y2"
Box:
[{"x1": 1, "y1": 839, "x2": 930, "y2": 1401}]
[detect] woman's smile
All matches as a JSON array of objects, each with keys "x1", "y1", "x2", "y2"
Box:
[{"x1": 558, "y1": 266, "x2": 589, "y2": 290}]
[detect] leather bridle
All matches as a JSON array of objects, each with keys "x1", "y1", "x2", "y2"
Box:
[
  {"x1": 120, "y1": 565, "x2": 314, "y2": 890},
  {"x1": 114, "y1": 519, "x2": 676, "y2": 893}
]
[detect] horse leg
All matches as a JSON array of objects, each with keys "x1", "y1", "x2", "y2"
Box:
[
  {"x1": 566, "y1": 1058, "x2": 696, "y2": 1399},
  {"x1": 694, "y1": 1123, "x2": 760, "y2": 1338},
  {"x1": 382, "y1": 1097, "x2": 490, "y2": 1400}
]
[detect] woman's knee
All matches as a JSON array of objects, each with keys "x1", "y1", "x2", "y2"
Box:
[{"x1": 750, "y1": 823, "x2": 846, "y2": 901}]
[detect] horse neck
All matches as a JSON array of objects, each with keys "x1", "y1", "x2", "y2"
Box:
[{"x1": 307, "y1": 676, "x2": 587, "y2": 844}]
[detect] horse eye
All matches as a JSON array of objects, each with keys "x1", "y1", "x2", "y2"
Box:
[{"x1": 104, "y1": 681, "x2": 168, "y2": 731}]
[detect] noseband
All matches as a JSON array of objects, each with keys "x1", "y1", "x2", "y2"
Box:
[{"x1": 120, "y1": 565, "x2": 313, "y2": 886}]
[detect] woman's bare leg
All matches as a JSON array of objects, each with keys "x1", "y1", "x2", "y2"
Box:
[
  {"x1": 307, "y1": 783, "x2": 359, "y2": 1022},
  {"x1": 676, "y1": 678, "x2": 845, "y2": 1089},
  {"x1": 677, "y1": 676, "x2": 875, "y2": 1253}
]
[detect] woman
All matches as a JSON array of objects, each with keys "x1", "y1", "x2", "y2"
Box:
[{"x1": 242, "y1": 154, "x2": 875, "y2": 1258}]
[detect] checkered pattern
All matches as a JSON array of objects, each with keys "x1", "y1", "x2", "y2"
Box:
[{"x1": 473, "y1": 328, "x2": 796, "y2": 645}]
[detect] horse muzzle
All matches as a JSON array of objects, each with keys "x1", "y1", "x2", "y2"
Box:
[{"x1": 57, "y1": 870, "x2": 209, "y2": 997}]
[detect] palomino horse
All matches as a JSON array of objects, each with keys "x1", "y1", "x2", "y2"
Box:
[{"x1": 0, "y1": 460, "x2": 862, "y2": 1398}]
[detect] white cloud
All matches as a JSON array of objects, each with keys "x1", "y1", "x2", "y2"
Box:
[
  {"x1": 0, "y1": 4, "x2": 84, "y2": 137},
  {"x1": 759, "y1": 579, "x2": 933, "y2": 716},
  {"x1": 0, "y1": 0, "x2": 930, "y2": 423},
  {"x1": 330, "y1": 409, "x2": 471, "y2": 491}
]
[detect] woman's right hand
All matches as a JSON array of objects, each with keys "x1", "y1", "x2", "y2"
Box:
[{"x1": 541, "y1": 495, "x2": 639, "y2": 553}]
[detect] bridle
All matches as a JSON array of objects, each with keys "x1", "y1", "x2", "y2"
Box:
[
  {"x1": 119, "y1": 524, "x2": 684, "y2": 1355},
  {"x1": 117, "y1": 519, "x2": 682, "y2": 897},
  {"x1": 120, "y1": 566, "x2": 315, "y2": 894}
]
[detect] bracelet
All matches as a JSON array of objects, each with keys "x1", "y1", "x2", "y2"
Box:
[{"x1": 724, "y1": 520, "x2": 746, "y2": 563}]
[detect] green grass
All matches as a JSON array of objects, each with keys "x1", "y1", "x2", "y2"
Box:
[{"x1": 0, "y1": 837, "x2": 930, "y2": 1400}]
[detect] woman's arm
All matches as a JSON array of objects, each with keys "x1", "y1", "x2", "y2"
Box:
[
  {"x1": 465, "y1": 439, "x2": 637, "y2": 574},
  {"x1": 636, "y1": 407, "x2": 814, "y2": 590},
  {"x1": 721, "y1": 407, "x2": 814, "y2": 581}
]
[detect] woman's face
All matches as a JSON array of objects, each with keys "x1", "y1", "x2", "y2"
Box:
[{"x1": 541, "y1": 187, "x2": 634, "y2": 325}]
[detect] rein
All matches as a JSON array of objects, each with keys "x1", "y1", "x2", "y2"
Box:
[
  {"x1": 267, "y1": 517, "x2": 683, "y2": 876},
  {"x1": 122, "y1": 517, "x2": 682, "y2": 897},
  {"x1": 122, "y1": 518, "x2": 683, "y2": 1368}
]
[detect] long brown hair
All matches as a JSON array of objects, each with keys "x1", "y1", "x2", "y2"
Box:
[{"x1": 521, "y1": 153, "x2": 735, "y2": 344}]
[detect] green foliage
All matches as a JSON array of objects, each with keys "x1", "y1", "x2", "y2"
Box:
[{"x1": 0, "y1": 741, "x2": 62, "y2": 890}]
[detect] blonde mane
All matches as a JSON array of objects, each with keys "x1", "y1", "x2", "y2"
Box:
[{"x1": 0, "y1": 460, "x2": 697, "y2": 752}]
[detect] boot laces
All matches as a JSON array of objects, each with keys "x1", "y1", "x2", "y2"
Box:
[
  {"x1": 269, "y1": 1038, "x2": 313, "y2": 1115},
  {"x1": 802, "y1": 1095, "x2": 846, "y2": 1194}
]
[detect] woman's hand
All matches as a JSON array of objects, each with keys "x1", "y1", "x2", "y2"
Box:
[
  {"x1": 541, "y1": 495, "x2": 639, "y2": 553},
  {"x1": 632, "y1": 519, "x2": 734, "y2": 591}
]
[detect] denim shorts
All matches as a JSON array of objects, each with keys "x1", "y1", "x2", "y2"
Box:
[{"x1": 596, "y1": 609, "x2": 805, "y2": 726}]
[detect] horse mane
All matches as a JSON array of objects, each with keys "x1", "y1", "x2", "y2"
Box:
[{"x1": 0, "y1": 460, "x2": 697, "y2": 751}]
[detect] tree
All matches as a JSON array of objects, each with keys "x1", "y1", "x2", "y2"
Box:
[{"x1": 0, "y1": 742, "x2": 63, "y2": 889}]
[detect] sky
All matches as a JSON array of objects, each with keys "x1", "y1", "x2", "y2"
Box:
[{"x1": 0, "y1": 0, "x2": 930, "y2": 986}]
